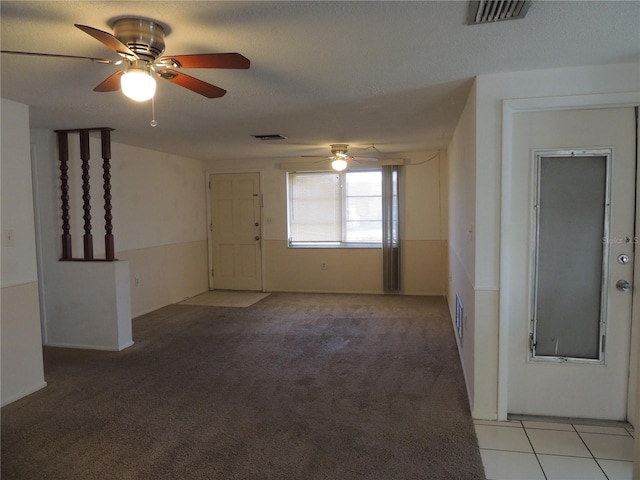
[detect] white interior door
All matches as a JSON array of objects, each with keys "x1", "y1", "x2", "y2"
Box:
[
  {"x1": 209, "y1": 173, "x2": 262, "y2": 291},
  {"x1": 507, "y1": 107, "x2": 636, "y2": 420}
]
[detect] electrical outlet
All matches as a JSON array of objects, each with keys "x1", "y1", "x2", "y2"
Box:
[
  {"x1": 134, "y1": 276, "x2": 140, "y2": 286},
  {"x1": 321, "y1": 261, "x2": 327, "y2": 270}
]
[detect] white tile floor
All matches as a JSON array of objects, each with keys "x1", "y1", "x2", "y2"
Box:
[{"x1": 475, "y1": 419, "x2": 634, "y2": 480}]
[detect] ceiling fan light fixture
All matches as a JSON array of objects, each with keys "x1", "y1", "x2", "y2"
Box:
[
  {"x1": 332, "y1": 158, "x2": 348, "y2": 171},
  {"x1": 121, "y1": 67, "x2": 156, "y2": 102}
]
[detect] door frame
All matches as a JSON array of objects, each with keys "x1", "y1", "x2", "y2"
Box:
[
  {"x1": 205, "y1": 170, "x2": 265, "y2": 291},
  {"x1": 498, "y1": 92, "x2": 640, "y2": 421}
]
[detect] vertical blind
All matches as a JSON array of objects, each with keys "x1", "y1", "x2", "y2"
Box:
[{"x1": 382, "y1": 165, "x2": 400, "y2": 292}]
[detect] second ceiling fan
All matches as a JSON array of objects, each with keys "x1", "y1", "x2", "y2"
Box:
[
  {"x1": 305, "y1": 144, "x2": 380, "y2": 171},
  {"x1": 1, "y1": 16, "x2": 250, "y2": 101}
]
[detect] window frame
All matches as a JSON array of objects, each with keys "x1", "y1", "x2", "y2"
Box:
[{"x1": 286, "y1": 169, "x2": 383, "y2": 249}]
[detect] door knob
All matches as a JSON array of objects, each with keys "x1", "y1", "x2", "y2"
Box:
[
  {"x1": 616, "y1": 280, "x2": 631, "y2": 292},
  {"x1": 255, "y1": 236, "x2": 260, "y2": 241}
]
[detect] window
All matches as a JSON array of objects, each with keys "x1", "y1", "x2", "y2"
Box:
[{"x1": 287, "y1": 170, "x2": 382, "y2": 247}]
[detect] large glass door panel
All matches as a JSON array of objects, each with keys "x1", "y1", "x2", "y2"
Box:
[{"x1": 533, "y1": 154, "x2": 608, "y2": 361}]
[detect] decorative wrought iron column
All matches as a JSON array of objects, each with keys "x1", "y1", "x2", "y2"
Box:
[{"x1": 55, "y1": 127, "x2": 116, "y2": 261}]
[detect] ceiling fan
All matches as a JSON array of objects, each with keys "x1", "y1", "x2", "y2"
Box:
[
  {"x1": 1, "y1": 17, "x2": 250, "y2": 101},
  {"x1": 304, "y1": 144, "x2": 380, "y2": 171}
]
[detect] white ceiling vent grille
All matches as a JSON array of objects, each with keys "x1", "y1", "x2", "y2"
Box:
[{"x1": 467, "y1": 0, "x2": 532, "y2": 25}]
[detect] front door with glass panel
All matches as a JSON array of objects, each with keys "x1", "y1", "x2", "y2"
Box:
[{"x1": 508, "y1": 107, "x2": 635, "y2": 420}]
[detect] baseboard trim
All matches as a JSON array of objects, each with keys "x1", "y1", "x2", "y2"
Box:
[
  {"x1": 508, "y1": 414, "x2": 632, "y2": 428},
  {"x1": 45, "y1": 341, "x2": 134, "y2": 352},
  {"x1": 264, "y1": 288, "x2": 446, "y2": 296},
  {"x1": 117, "y1": 340, "x2": 135, "y2": 351},
  {"x1": 1, "y1": 381, "x2": 48, "y2": 407}
]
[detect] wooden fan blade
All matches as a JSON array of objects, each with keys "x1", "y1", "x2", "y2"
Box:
[
  {"x1": 0, "y1": 50, "x2": 117, "y2": 64},
  {"x1": 75, "y1": 24, "x2": 138, "y2": 59},
  {"x1": 94, "y1": 70, "x2": 124, "y2": 92},
  {"x1": 159, "y1": 53, "x2": 250, "y2": 69},
  {"x1": 159, "y1": 70, "x2": 226, "y2": 98}
]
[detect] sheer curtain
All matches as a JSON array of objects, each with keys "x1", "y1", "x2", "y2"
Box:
[{"x1": 382, "y1": 165, "x2": 400, "y2": 292}]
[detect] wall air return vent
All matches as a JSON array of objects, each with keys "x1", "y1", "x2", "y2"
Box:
[{"x1": 467, "y1": 0, "x2": 532, "y2": 25}]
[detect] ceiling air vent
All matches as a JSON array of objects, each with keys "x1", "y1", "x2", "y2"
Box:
[
  {"x1": 252, "y1": 134, "x2": 287, "y2": 141},
  {"x1": 467, "y1": 0, "x2": 532, "y2": 25}
]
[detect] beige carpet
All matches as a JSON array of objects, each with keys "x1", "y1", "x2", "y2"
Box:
[{"x1": 180, "y1": 290, "x2": 270, "y2": 307}]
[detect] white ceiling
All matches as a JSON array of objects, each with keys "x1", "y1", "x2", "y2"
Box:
[{"x1": 1, "y1": 1, "x2": 639, "y2": 161}]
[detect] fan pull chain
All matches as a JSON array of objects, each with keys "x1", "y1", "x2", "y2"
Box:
[{"x1": 150, "y1": 97, "x2": 158, "y2": 127}]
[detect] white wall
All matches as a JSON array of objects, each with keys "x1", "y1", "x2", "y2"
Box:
[
  {"x1": 206, "y1": 150, "x2": 448, "y2": 295},
  {"x1": 447, "y1": 82, "x2": 477, "y2": 409},
  {"x1": 109, "y1": 142, "x2": 209, "y2": 316},
  {"x1": 110, "y1": 144, "x2": 208, "y2": 252},
  {"x1": 450, "y1": 62, "x2": 640, "y2": 420},
  {"x1": 401, "y1": 150, "x2": 449, "y2": 296},
  {"x1": 1, "y1": 101, "x2": 39, "y2": 286},
  {"x1": 1, "y1": 98, "x2": 47, "y2": 405}
]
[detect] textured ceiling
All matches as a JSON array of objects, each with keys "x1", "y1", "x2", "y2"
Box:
[{"x1": 1, "y1": 1, "x2": 639, "y2": 161}]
